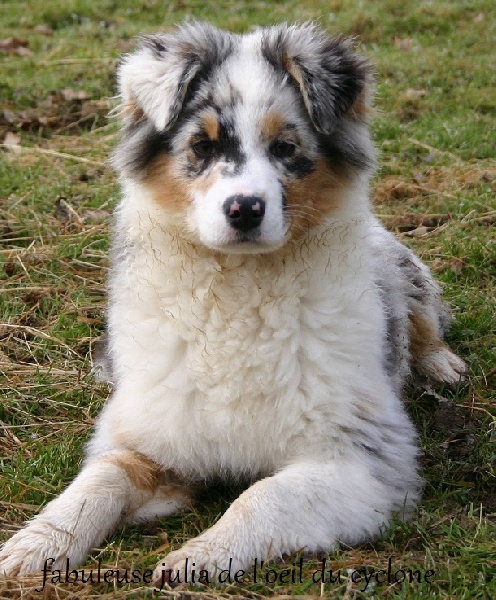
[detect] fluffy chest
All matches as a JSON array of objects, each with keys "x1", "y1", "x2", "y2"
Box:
[
  {"x1": 112, "y1": 245, "x2": 309, "y2": 395},
  {"x1": 104, "y1": 219, "x2": 386, "y2": 476}
]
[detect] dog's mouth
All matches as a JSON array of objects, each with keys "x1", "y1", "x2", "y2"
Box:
[
  {"x1": 208, "y1": 229, "x2": 287, "y2": 255},
  {"x1": 235, "y1": 230, "x2": 261, "y2": 244}
]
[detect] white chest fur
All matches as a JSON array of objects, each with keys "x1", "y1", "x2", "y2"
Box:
[{"x1": 91, "y1": 188, "x2": 393, "y2": 480}]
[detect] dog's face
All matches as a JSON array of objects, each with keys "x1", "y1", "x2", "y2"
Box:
[{"x1": 114, "y1": 23, "x2": 375, "y2": 253}]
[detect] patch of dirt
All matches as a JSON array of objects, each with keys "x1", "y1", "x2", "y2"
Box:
[
  {"x1": 374, "y1": 165, "x2": 496, "y2": 205},
  {"x1": 1, "y1": 92, "x2": 111, "y2": 141},
  {"x1": 431, "y1": 400, "x2": 478, "y2": 461},
  {"x1": 415, "y1": 384, "x2": 494, "y2": 501},
  {"x1": 379, "y1": 212, "x2": 451, "y2": 233},
  {"x1": 0, "y1": 36, "x2": 33, "y2": 56}
]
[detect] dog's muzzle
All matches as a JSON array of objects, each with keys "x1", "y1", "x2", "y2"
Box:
[{"x1": 223, "y1": 195, "x2": 266, "y2": 232}]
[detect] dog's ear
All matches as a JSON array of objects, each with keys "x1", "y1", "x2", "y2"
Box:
[
  {"x1": 262, "y1": 24, "x2": 372, "y2": 135},
  {"x1": 118, "y1": 22, "x2": 232, "y2": 131}
]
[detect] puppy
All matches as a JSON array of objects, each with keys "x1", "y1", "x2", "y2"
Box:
[{"x1": 0, "y1": 22, "x2": 465, "y2": 583}]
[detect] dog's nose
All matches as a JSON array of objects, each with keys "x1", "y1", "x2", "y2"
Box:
[{"x1": 223, "y1": 195, "x2": 266, "y2": 232}]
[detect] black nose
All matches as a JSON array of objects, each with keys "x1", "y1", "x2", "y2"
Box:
[{"x1": 223, "y1": 195, "x2": 266, "y2": 232}]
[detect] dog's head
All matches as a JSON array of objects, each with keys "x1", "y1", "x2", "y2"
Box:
[{"x1": 114, "y1": 22, "x2": 375, "y2": 253}]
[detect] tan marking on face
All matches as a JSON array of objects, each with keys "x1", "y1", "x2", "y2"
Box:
[
  {"x1": 189, "y1": 167, "x2": 221, "y2": 197},
  {"x1": 260, "y1": 112, "x2": 286, "y2": 140},
  {"x1": 104, "y1": 450, "x2": 163, "y2": 492},
  {"x1": 145, "y1": 154, "x2": 191, "y2": 212},
  {"x1": 145, "y1": 152, "x2": 221, "y2": 216},
  {"x1": 409, "y1": 312, "x2": 445, "y2": 359},
  {"x1": 202, "y1": 114, "x2": 219, "y2": 140},
  {"x1": 284, "y1": 159, "x2": 350, "y2": 240}
]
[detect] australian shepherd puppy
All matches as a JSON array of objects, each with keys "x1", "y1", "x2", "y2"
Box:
[{"x1": 0, "y1": 22, "x2": 465, "y2": 583}]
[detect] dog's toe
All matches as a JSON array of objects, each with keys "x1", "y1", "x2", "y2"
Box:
[
  {"x1": 152, "y1": 538, "x2": 239, "y2": 589},
  {"x1": 0, "y1": 523, "x2": 73, "y2": 577},
  {"x1": 417, "y1": 345, "x2": 467, "y2": 385},
  {"x1": 0, "y1": 532, "x2": 48, "y2": 577}
]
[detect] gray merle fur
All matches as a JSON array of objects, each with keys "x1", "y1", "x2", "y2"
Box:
[{"x1": 260, "y1": 26, "x2": 372, "y2": 132}]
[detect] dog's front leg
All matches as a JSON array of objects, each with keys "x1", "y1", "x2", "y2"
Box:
[
  {"x1": 0, "y1": 450, "x2": 187, "y2": 576},
  {"x1": 153, "y1": 456, "x2": 420, "y2": 587}
]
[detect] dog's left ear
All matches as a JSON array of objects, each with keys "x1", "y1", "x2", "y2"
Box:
[
  {"x1": 262, "y1": 24, "x2": 372, "y2": 135},
  {"x1": 118, "y1": 22, "x2": 232, "y2": 131}
]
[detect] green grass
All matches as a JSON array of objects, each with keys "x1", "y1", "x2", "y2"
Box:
[{"x1": 0, "y1": 0, "x2": 495, "y2": 598}]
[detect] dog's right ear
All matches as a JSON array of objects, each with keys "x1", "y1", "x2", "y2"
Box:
[
  {"x1": 261, "y1": 24, "x2": 372, "y2": 135},
  {"x1": 118, "y1": 22, "x2": 232, "y2": 131}
]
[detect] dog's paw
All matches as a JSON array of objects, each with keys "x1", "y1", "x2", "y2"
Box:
[
  {"x1": 417, "y1": 345, "x2": 467, "y2": 385},
  {"x1": 152, "y1": 537, "x2": 242, "y2": 589},
  {"x1": 0, "y1": 523, "x2": 72, "y2": 577}
]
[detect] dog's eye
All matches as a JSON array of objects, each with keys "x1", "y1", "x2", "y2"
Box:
[
  {"x1": 192, "y1": 139, "x2": 217, "y2": 158},
  {"x1": 270, "y1": 140, "x2": 297, "y2": 159}
]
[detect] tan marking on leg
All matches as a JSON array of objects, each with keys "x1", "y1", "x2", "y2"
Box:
[
  {"x1": 409, "y1": 312, "x2": 444, "y2": 358},
  {"x1": 409, "y1": 312, "x2": 466, "y2": 383},
  {"x1": 104, "y1": 450, "x2": 163, "y2": 492},
  {"x1": 284, "y1": 160, "x2": 350, "y2": 239}
]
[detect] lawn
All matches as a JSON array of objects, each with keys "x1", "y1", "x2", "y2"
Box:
[{"x1": 0, "y1": 0, "x2": 494, "y2": 598}]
